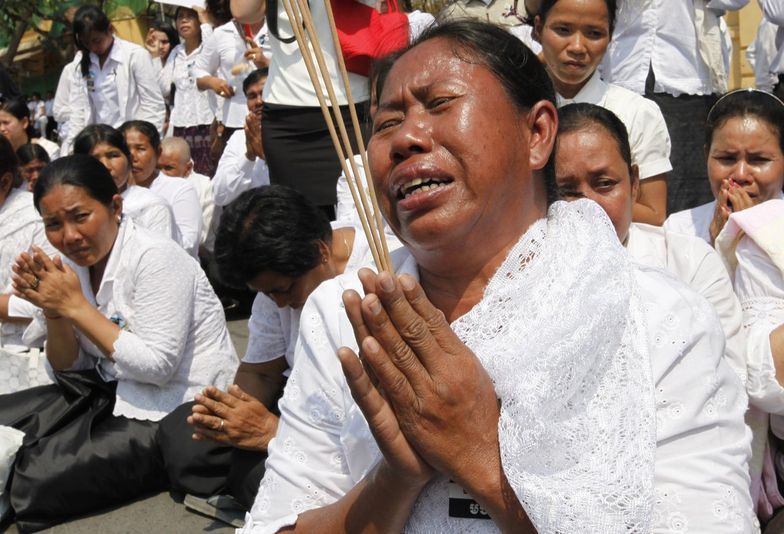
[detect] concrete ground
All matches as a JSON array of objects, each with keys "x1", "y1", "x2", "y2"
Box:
[{"x1": 4, "y1": 318, "x2": 250, "y2": 534}]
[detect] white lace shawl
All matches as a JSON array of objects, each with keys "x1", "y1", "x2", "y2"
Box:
[
  {"x1": 442, "y1": 200, "x2": 656, "y2": 532},
  {"x1": 244, "y1": 200, "x2": 657, "y2": 534}
]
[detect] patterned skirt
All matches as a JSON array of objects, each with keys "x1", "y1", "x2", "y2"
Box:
[{"x1": 173, "y1": 124, "x2": 216, "y2": 178}]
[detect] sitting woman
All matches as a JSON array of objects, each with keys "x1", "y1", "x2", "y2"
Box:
[
  {"x1": 120, "y1": 120, "x2": 203, "y2": 257},
  {"x1": 16, "y1": 143, "x2": 50, "y2": 192},
  {"x1": 158, "y1": 184, "x2": 377, "y2": 510},
  {"x1": 665, "y1": 89, "x2": 784, "y2": 244},
  {"x1": 554, "y1": 102, "x2": 747, "y2": 386},
  {"x1": 73, "y1": 124, "x2": 179, "y2": 243},
  {"x1": 0, "y1": 137, "x2": 46, "y2": 351},
  {"x1": 0, "y1": 98, "x2": 59, "y2": 160},
  {"x1": 241, "y1": 21, "x2": 752, "y2": 533},
  {"x1": 532, "y1": 0, "x2": 671, "y2": 224},
  {"x1": 0, "y1": 155, "x2": 238, "y2": 531}
]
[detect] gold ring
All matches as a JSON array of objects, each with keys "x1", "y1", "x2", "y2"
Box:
[
  {"x1": 219, "y1": 419, "x2": 225, "y2": 432},
  {"x1": 30, "y1": 276, "x2": 40, "y2": 290}
]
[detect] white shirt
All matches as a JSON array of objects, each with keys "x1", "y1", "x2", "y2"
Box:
[
  {"x1": 185, "y1": 171, "x2": 215, "y2": 246},
  {"x1": 759, "y1": 0, "x2": 784, "y2": 76},
  {"x1": 665, "y1": 191, "x2": 784, "y2": 244},
  {"x1": 556, "y1": 72, "x2": 672, "y2": 180},
  {"x1": 242, "y1": 213, "x2": 753, "y2": 533},
  {"x1": 211, "y1": 129, "x2": 270, "y2": 206},
  {"x1": 53, "y1": 55, "x2": 80, "y2": 124},
  {"x1": 121, "y1": 184, "x2": 180, "y2": 245},
  {"x1": 601, "y1": 0, "x2": 749, "y2": 96},
  {"x1": 160, "y1": 26, "x2": 217, "y2": 128},
  {"x1": 32, "y1": 138, "x2": 59, "y2": 161},
  {"x1": 194, "y1": 21, "x2": 270, "y2": 128},
  {"x1": 44, "y1": 98, "x2": 54, "y2": 117},
  {"x1": 407, "y1": 10, "x2": 435, "y2": 41},
  {"x1": 0, "y1": 189, "x2": 44, "y2": 349},
  {"x1": 508, "y1": 24, "x2": 542, "y2": 55},
  {"x1": 264, "y1": 3, "x2": 369, "y2": 106},
  {"x1": 149, "y1": 174, "x2": 203, "y2": 258},
  {"x1": 58, "y1": 220, "x2": 238, "y2": 421},
  {"x1": 627, "y1": 223, "x2": 747, "y2": 383},
  {"x1": 64, "y1": 38, "x2": 166, "y2": 152}
]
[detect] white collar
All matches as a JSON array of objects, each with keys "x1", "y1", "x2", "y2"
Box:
[{"x1": 555, "y1": 70, "x2": 608, "y2": 107}]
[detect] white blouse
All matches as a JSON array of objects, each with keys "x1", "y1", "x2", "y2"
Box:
[
  {"x1": 121, "y1": 184, "x2": 180, "y2": 245},
  {"x1": 149, "y1": 174, "x2": 203, "y2": 258},
  {"x1": 556, "y1": 72, "x2": 672, "y2": 180},
  {"x1": 160, "y1": 27, "x2": 217, "y2": 129},
  {"x1": 242, "y1": 207, "x2": 753, "y2": 533},
  {"x1": 61, "y1": 219, "x2": 238, "y2": 421},
  {"x1": 627, "y1": 223, "x2": 747, "y2": 383}
]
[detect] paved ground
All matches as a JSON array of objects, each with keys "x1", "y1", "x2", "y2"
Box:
[{"x1": 4, "y1": 318, "x2": 250, "y2": 534}]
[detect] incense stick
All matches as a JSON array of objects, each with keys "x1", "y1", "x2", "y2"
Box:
[{"x1": 280, "y1": 0, "x2": 393, "y2": 272}]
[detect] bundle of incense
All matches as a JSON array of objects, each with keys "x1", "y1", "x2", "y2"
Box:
[{"x1": 280, "y1": 0, "x2": 393, "y2": 272}]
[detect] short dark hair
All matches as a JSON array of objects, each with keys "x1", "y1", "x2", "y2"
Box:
[
  {"x1": 16, "y1": 143, "x2": 51, "y2": 166},
  {"x1": 120, "y1": 120, "x2": 161, "y2": 152},
  {"x1": 706, "y1": 89, "x2": 784, "y2": 154},
  {"x1": 373, "y1": 20, "x2": 558, "y2": 203},
  {"x1": 205, "y1": 0, "x2": 231, "y2": 26},
  {"x1": 557, "y1": 103, "x2": 632, "y2": 174},
  {"x1": 535, "y1": 0, "x2": 617, "y2": 36},
  {"x1": 243, "y1": 68, "x2": 269, "y2": 95},
  {"x1": 214, "y1": 185, "x2": 332, "y2": 288},
  {"x1": 73, "y1": 5, "x2": 112, "y2": 77},
  {"x1": 33, "y1": 155, "x2": 119, "y2": 213},
  {"x1": 74, "y1": 124, "x2": 132, "y2": 161}
]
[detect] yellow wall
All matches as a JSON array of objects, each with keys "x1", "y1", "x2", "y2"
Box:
[{"x1": 728, "y1": 2, "x2": 764, "y2": 89}]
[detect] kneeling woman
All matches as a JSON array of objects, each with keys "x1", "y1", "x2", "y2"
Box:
[{"x1": 0, "y1": 155, "x2": 238, "y2": 531}]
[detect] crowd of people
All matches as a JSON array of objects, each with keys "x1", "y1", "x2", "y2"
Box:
[{"x1": 1, "y1": 0, "x2": 784, "y2": 532}]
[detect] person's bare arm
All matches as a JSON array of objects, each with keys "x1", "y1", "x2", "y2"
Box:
[
  {"x1": 772, "y1": 324, "x2": 784, "y2": 386},
  {"x1": 632, "y1": 175, "x2": 667, "y2": 225}
]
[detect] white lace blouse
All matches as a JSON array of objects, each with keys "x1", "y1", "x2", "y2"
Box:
[{"x1": 240, "y1": 202, "x2": 754, "y2": 533}]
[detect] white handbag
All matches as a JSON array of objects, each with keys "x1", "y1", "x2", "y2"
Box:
[{"x1": 0, "y1": 347, "x2": 54, "y2": 395}]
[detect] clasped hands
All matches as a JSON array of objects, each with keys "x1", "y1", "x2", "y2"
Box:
[
  {"x1": 189, "y1": 384, "x2": 278, "y2": 451},
  {"x1": 11, "y1": 246, "x2": 84, "y2": 319},
  {"x1": 337, "y1": 269, "x2": 501, "y2": 493}
]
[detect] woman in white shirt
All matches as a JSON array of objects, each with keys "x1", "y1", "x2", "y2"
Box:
[
  {"x1": 63, "y1": 5, "x2": 166, "y2": 152},
  {"x1": 120, "y1": 120, "x2": 203, "y2": 257},
  {"x1": 0, "y1": 98, "x2": 59, "y2": 160},
  {"x1": 0, "y1": 155, "x2": 238, "y2": 530},
  {"x1": 73, "y1": 124, "x2": 179, "y2": 244},
  {"x1": 241, "y1": 21, "x2": 753, "y2": 533},
  {"x1": 665, "y1": 89, "x2": 784, "y2": 244},
  {"x1": 159, "y1": 185, "x2": 375, "y2": 510},
  {"x1": 159, "y1": 7, "x2": 218, "y2": 177},
  {"x1": 533, "y1": 0, "x2": 671, "y2": 225}
]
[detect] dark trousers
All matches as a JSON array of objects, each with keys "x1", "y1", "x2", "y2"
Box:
[
  {"x1": 157, "y1": 402, "x2": 267, "y2": 510},
  {"x1": 0, "y1": 371, "x2": 166, "y2": 532},
  {"x1": 645, "y1": 68, "x2": 718, "y2": 214}
]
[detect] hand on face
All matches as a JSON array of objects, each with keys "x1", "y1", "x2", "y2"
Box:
[
  {"x1": 338, "y1": 268, "x2": 501, "y2": 490},
  {"x1": 11, "y1": 246, "x2": 84, "y2": 318},
  {"x1": 189, "y1": 384, "x2": 278, "y2": 451},
  {"x1": 709, "y1": 178, "x2": 756, "y2": 243}
]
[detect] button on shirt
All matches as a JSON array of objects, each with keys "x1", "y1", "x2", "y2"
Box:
[
  {"x1": 194, "y1": 21, "x2": 270, "y2": 128},
  {"x1": 601, "y1": 0, "x2": 749, "y2": 96}
]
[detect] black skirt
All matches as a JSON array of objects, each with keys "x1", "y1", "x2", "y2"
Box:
[
  {"x1": 262, "y1": 102, "x2": 369, "y2": 209},
  {"x1": 0, "y1": 370, "x2": 166, "y2": 532}
]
